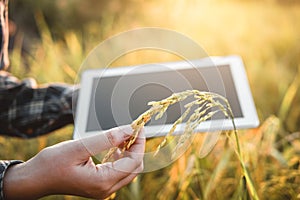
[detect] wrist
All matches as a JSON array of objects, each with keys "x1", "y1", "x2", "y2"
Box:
[{"x1": 3, "y1": 162, "x2": 49, "y2": 199}]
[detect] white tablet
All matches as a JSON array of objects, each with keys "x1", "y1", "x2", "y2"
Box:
[{"x1": 73, "y1": 55, "x2": 259, "y2": 139}]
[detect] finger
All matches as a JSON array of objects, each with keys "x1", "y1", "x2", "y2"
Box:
[
  {"x1": 92, "y1": 162, "x2": 143, "y2": 199},
  {"x1": 75, "y1": 125, "x2": 134, "y2": 159},
  {"x1": 94, "y1": 134, "x2": 145, "y2": 184},
  {"x1": 127, "y1": 127, "x2": 145, "y2": 154},
  {"x1": 108, "y1": 164, "x2": 144, "y2": 194},
  {"x1": 92, "y1": 159, "x2": 138, "y2": 189},
  {"x1": 112, "y1": 148, "x2": 122, "y2": 161},
  {"x1": 111, "y1": 130, "x2": 145, "y2": 162},
  {"x1": 123, "y1": 128, "x2": 145, "y2": 161},
  {"x1": 111, "y1": 128, "x2": 145, "y2": 173}
]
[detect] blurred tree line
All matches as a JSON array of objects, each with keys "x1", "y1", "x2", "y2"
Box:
[
  {"x1": 8, "y1": 0, "x2": 139, "y2": 49},
  {"x1": 8, "y1": 0, "x2": 300, "y2": 48},
  {"x1": 9, "y1": 0, "x2": 131, "y2": 36}
]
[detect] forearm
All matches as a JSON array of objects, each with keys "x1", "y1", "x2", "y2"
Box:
[{"x1": 2, "y1": 161, "x2": 51, "y2": 200}]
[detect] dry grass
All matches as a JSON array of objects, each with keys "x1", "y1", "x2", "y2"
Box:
[{"x1": 3, "y1": 0, "x2": 300, "y2": 199}]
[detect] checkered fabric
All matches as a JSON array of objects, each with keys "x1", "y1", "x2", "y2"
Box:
[{"x1": 0, "y1": 71, "x2": 78, "y2": 138}]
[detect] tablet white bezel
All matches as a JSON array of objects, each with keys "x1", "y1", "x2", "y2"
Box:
[{"x1": 73, "y1": 55, "x2": 259, "y2": 139}]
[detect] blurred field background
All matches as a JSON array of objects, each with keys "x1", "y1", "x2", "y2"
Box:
[{"x1": 1, "y1": 0, "x2": 300, "y2": 199}]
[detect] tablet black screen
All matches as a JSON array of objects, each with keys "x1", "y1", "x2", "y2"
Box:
[{"x1": 86, "y1": 64, "x2": 242, "y2": 131}]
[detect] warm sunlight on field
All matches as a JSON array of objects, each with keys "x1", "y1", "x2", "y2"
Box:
[{"x1": 1, "y1": 0, "x2": 299, "y2": 199}]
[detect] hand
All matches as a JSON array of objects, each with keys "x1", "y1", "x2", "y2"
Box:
[{"x1": 3, "y1": 125, "x2": 145, "y2": 199}]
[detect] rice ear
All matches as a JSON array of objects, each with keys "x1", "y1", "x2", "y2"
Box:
[{"x1": 102, "y1": 90, "x2": 234, "y2": 163}]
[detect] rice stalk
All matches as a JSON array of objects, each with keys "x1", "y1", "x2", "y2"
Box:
[
  {"x1": 225, "y1": 128, "x2": 260, "y2": 200},
  {"x1": 101, "y1": 89, "x2": 259, "y2": 200},
  {"x1": 278, "y1": 66, "x2": 299, "y2": 121},
  {"x1": 102, "y1": 90, "x2": 233, "y2": 162},
  {"x1": 203, "y1": 149, "x2": 232, "y2": 199}
]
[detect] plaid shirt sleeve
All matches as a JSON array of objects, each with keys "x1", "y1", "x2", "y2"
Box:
[
  {"x1": 0, "y1": 71, "x2": 79, "y2": 138},
  {"x1": 0, "y1": 160, "x2": 23, "y2": 200}
]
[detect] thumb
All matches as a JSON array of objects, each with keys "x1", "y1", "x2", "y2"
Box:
[{"x1": 74, "y1": 125, "x2": 134, "y2": 160}]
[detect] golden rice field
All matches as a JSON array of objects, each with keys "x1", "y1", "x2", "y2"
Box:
[{"x1": 1, "y1": 0, "x2": 299, "y2": 199}]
